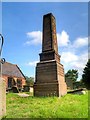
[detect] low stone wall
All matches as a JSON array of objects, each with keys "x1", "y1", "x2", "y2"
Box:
[{"x1": 0, "y1": 77, "x2": 6, "y2": 119}]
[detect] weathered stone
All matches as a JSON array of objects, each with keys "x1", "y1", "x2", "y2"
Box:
[
  {"x1": 68, "y1": 88, "x2": 86, "y2": 95},
  {"x1": 23, "y1": 85, "x2": 30, "y2": 92},
  {"x1": 0, "y1": 77, "x2": 6, "y2": 119},
  {"x1": 12, "y1": 86, "x2": 19, "y2": 93},
  {"x1": 17, "y1": 93, "x2": 30, "y2": 97},
  {"x1": 34, "y1": 13, "x2": 67, "y2": 97}
]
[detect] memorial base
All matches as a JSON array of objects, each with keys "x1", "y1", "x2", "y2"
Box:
[{"x1": 34, "y1": 60, "x2": 67, "y2": 97}]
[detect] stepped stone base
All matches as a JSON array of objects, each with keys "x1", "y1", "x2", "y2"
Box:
[
  {"x1": 34, "y1": 82, "x2": 59, "y2": 97},
  {"x1": 34, "y1": 13, "x2": 67, "y2": 97},
  {"x1": 34, "y1": 60, "x2": 67, "y2": 97}
]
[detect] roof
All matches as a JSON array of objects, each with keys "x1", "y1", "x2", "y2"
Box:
[{"x1": 1, "y1": 62, "x2": 25, "y2": 79}]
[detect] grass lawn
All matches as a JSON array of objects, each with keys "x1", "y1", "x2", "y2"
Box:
[{"x1": 5, "y1": 92, "x2": 88, "y2": 118}]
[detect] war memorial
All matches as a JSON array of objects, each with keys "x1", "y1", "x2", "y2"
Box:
[{"x1": 34, "y1": 13, "x2": 67, "y2": 97}]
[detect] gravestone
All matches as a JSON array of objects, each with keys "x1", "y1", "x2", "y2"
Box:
[
  {"x1": 0, "y1": 77, "x2": 6, "y2": 119},
  {"x1": 12, "y1": 86, "x2": 19, "y2": 93},
  {"x1": 23, "y1": 85, "x2": 30, "y2": 92},
  {"x1": 34, "y1": 13, "x2": 67, "y2": 97}
]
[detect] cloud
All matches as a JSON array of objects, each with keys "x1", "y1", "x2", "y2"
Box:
[
  {"x1": 60, "y1": 35, "x2": 88, "y2": 80},
  {"x1": 25, "y1": 31, "x2": 42, "y2": 45},
  {"x1": 88, "y1": 52, "x2": 90, "y2": 59},
  {"x1": 61, "y1": 51, "x2": 88, "y2": 79},
  {"x1": 25, "y1": 30, "x2": 70, "y2": 47},
  {"x1": 73, "y1": 53, "x2": 87, "y2": 68},
  {"x1": 71, "y1": 53, "x2": 88, "y2": 76},
  {"x1": 27, "y1": 61, "x2": 39, "y2": 66},
  {"x1": 88, "y1": 37, "x2": 90, "y2": 55},
  {"x1": 24, "y1": 30, "x2": 88, "y2": 80},
  {"x1": 57, "y1": 30, "x2": 70, "y2": 46},
  {"x1": 61, "y1": 52, "x2": 78, "y2": 63},
  {"x1": 73, "y1": 37, "x2": 88, "y2": 48}
]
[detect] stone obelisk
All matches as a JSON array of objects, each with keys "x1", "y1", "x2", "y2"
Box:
[{"x1": 34, "y1": 13, "x2": 67, "y2": 97}]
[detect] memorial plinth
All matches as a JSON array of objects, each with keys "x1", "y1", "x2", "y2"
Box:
[{"x1": 34, "y1": 13, "x2": 67, "y2": 97}]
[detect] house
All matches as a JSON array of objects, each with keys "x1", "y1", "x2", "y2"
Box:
[{"x1": 1, "y1": 62, "x2": 26, "y2": 91}]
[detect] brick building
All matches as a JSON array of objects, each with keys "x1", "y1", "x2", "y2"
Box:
[{"x1": 1, "y1": 62, "x2": 26, "y2": 91}]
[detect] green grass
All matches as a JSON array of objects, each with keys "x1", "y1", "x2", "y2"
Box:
[{"x1": 6, "y1": 92, "x2": 88, "y2": 118}]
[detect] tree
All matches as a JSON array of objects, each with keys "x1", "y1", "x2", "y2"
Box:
[
  {"x1": 25, "y1": 76, "x2": 34, "y2": 86},
  {"x1": 82, "y1": 59, "x2": 90, "y2": 90},
  {"x1": 65, "y1": 69, "x2": 78, "y2": 83}
]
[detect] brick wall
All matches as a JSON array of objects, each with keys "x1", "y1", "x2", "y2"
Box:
[{"x1": 2, "y1": 75, "x2": 26, "y2": 89}]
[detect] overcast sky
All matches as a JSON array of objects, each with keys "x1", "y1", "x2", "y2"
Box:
[{"x1": 2, "y1": 2, "x2": 88, "y2": 80}]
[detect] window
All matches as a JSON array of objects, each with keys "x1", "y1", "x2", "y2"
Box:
[
  {"x1": 17, "y1": 79, "x2": 22, "y2": 88},
  {"x1": 8, "y1": 77, "x2": 16, "y2": 88}
]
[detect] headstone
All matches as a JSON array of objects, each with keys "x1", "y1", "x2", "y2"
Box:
[
  {"x1": 23, "y1": 85, "x2": 30, "y2": 92},
  {"x1": 0, "y1": 77, "x2": 6, "y2": 119},
  {"x1": 34, "y1": 13, "x2": 67, "y2": 97},
  {"x1": 65, "y1": 79, "x2": 74, "y2": 90},
  {"x1": 68, "y1": 88, "x2": 86, "y2": 95},
  {"x1": 12, "y1": 86, "x2": 19, "y2": 93},
  {"x1": 30, "y1": 87, "x2": 33, "y2": 93}
]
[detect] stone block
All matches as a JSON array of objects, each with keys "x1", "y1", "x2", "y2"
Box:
[
  {"x1": 0, "y1": 77, "x2": 6, "y2": 119},
  {"x1": 34, "y1": 60, "x2": 67, "y2": 97},
  {"x1": 12, "y1": 86, "x2": 19, "y2": 93}
]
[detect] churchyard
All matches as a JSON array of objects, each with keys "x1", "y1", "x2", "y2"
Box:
[
  {"x1": 4, "y1": 91, "x2": 88, "y2": 118},
  {"x1": 0, "y1": 10, "x2": 89, "y2": 119}
]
